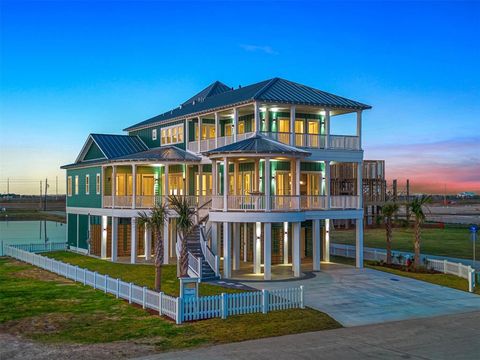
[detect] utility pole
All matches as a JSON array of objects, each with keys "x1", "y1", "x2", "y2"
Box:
[
  {"x1": 6, "y1": 178, "x2": 9, "y2": 197},
  {"x1": 406, "y1": 179, "x2": 410, "y2": 220},
  {"x1": 44, "y1": 178, "x2": 48, "y2": 211},
  {"x1": 392, "y1": 179, "x2": 398, "y2": 221},
  {"x1": 40, "y1": 180, "x2": 43, "y2": 210},
  {"x1": 56, "y1": 176, "x2": 58, "y2": 200}
]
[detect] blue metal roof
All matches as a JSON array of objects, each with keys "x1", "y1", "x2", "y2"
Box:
[
  {"x1": 113, "y1": 146, "x2": 201, "y2": 162},
  {"x1": 125, "y1": 77, "x2": 371, "y2": 131},
  {"x1": 181, "y1": 81, "x2": 231, "y2": 106},
  {"x1": 90, "y1": 134, "x2": 148, "y2": 159}
]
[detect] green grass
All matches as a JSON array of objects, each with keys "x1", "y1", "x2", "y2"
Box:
[
  {"x1": 0, "y1": 257, "x2": 340, "y2": 348},
  {"x1": 44, "y1": 251, "x2": 239, "y2": 296},
  {"x1": 0, "y1": 210, "x2": 66, "y2": 223},
  {"x1": 332, "y1": 225, "x2": 478, "y2": 260}
]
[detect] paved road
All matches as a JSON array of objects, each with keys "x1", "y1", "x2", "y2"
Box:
[
  {"x1": 245, "y1": 263, "x2": 480, "y2": 327},
  {"x1": 136, "y1": 310, "x2": 480, "y2": 360}
]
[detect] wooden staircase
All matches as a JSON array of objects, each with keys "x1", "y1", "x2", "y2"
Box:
[{"x1": 185, "y1": 224, "x2": 219, "y2": 281}]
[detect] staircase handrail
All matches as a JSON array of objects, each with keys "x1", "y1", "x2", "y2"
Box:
[
  {"x1": 200, "y1": 224, "x2": 220, "y2": 277},
  {"x1": 187, "y1": 250, "x2": 202, "y2": 278}
]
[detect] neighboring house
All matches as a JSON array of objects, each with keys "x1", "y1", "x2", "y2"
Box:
[{"x1": 61, "y1": 78, "x2": 370, "y2": 280}]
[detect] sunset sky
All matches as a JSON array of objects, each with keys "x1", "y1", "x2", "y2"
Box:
[{"x1": 1, "y1": 1, "x2": 479, "y2": 195}]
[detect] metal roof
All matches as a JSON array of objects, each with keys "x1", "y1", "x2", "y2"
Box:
[
  {"x1": 124, "y1": 77, "x2": 371, "y2": 131},
  {"x1": 90, "y1": 134, "x2": 148, "y2": 159},
  {"x1": 181, "y1": 81, "x2": 231, "y2": 106},
  {"x1": 203, "y1": 134, "x2": 311, "y2": 157},
  {"x1": 112, "y1": 146, "x2": 201, "y2": 162}
]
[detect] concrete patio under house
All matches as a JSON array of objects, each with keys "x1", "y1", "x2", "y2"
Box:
[{"x1": 62, "y1": 78, "x2": 371, "y2": 281}]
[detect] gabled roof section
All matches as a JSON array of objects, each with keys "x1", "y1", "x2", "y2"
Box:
[
  {"x1": 125, "y1": 77, "x2": 371, "y2": 132},
  {"x1": 203, "y1": 134, "x2": 311, "y2": 158},
  {"x1": 112, "y1": 146, "x2": 201, "y2": 163},
  {"x1": 181, "y1": 81, "x2": 231, "y2": 106}
]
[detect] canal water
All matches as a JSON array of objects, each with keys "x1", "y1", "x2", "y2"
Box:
[{"x1": 0, "y1": 220, "x2": 66, "y2": 256}]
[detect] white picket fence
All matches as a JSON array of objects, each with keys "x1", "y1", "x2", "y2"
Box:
[
  {"x1": 3, "y1": 244, "x2": 304, "y2": 324},
  {"x1": 331, "y1": 243, "x2": 476, "y2": 292},
  {"x1": 0, "y1": 241, "x2": 67, "y2": 256}
]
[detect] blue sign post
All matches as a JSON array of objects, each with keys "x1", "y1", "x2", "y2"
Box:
[{"x1": 470, "y1": 225, "x2": 478, "y2": 266}]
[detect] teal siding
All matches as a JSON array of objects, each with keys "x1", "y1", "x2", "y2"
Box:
[
  {"x1": 67, "y1": 214, "x2": 89, "y2": 250},
  {"x1": 66, "y1": 166, "x2": 102, "y2": 208},
  {"x1": 129, "y1": 119, "x2": 186, "y2": 150},
  {"x1": 84, "y1": 142, "x2": 105, "y2": 160}
]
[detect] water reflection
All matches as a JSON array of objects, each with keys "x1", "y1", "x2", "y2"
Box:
[{"x1": 0, "y1": 220, "x2": 66, "y2": 245}]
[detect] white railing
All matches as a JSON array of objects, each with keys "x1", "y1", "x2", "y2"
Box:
[
  {"x1": 188, "y1": 251, "x2": 202, "y2": 278},
  {"x1": 271, "y1": 195, "x2": 300, "y2": 211},
  {"x1": 200, "y1": 224, "x2": 220, "y2": 277},
  {"x1": 330, "y1": 195, "x2": 359, "y2": 209},
  {"x1": 5, "y1": 244, "x2": 305, "y2": 323},
  {"x1": 236, "y1": 131, "x2": 255, "y2": 142},
  {"x1": 330, "y1": 243, "x2": 477, "y2": 293},
  {"x1": 227, "y1": 195, "x2": 267, "y2": 211},
  {"x1": 187, "y1": 132, "x2": 255, "y2": 154},
  {"x1": 1, "y1": 242, "x2": 67, "y2": 256},
  {"x1": 187, "y1": 141, "x2": 199, "y2": 153},
  {"x1": 329, "y1": 135, "x2": 360, "y2": 150},
  {"x1": 261, "y1": 132, "x2": 359, "y2": 150},
  {"x1": 300, "y1": 195, "x2": 328, "y2": 209}
]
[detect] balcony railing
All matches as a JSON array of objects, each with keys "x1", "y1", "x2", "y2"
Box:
[
  {"x1": 187, "y1": 132, "x2": 255, "y2": 153},
  {"x1": 261, "y1": 132, "x2": 360, "y2": 150},
  {"x1": 103, "y1": 195, "x2": 212, "y2": 209},
  {"x1": 210, "y1": 195, "x2": 360, "y2": 212}
]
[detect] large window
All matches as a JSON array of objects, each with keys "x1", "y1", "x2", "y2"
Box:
[
  {"x1": 96, "y1": 173, "x2": 101, "y2": 194},
  {"x1": 161, "y1": 124, "x2": 184, "y2": 145},
  {"x1": 85, "y1": 175, "x2": 90, "y2": 195},
  {"x1": 74, "y1": 176, "x2": 79, "y2": 195},
  {"x1": 152, "y1": 129, "x2": 157, "y2": 141},
  {"x1": 67, "y1": 176, "x2": 72, "y2": 196}
]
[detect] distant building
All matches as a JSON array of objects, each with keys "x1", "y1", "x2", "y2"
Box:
[{"x1": 457, "y1": 192, "x2": 476, "y2": 198}]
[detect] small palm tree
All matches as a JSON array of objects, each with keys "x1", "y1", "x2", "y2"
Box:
[
  {"x1": 168, "y1": 195, "x2": 195, "y2": 278},
  {"x1": 408, "y1": 195, "x2": 432, "y2": 269},
  {"x1": 382, "y1": 202, "x2": 399, "y2": 265},
  {"x1": 138, "y1": 202, "x2": 168, "y2": 291}
]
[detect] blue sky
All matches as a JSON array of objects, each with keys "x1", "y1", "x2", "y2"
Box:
[{"x1": 1, "y1": 1, "x2": 479, "y2": 194}]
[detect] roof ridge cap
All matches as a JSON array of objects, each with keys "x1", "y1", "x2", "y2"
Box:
[{"x1": 251, "y1": 77, "x2": 279, "y2": 100}]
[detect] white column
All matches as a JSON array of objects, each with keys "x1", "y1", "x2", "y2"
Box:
[
  {"x1": 197, "y1": 116, "x2": 202, "y2": 152},
  {"x1": 233, "y1": 161, "x2": 238, "y2": 195},
  {"x1": 223, "y1": 157, "x2": 228, "y2": 211},
  {"x1": 101, "y1": 166, "x2": 105, "y2": 207},
  {"x1": 132, "y1": 164, "x2": 136, "y2": 209},
  {"x1": 185, "y1": 118, "x2": 190, "y2": 150},
  {"x1": 164, "y1": 164, "x2": 169, "y2": 197},
  {"x1": 295, "y1": 158, "x2": 301, "y2": 197},
  {"x1": 254, "y1": 159, "x2": 259, "y2": 191},
  {"x1": 214, "y1": 112, "x2": 219, "y2": 148},
  {"x1": 111, "y1": 216, "x2": 118, "y2": 262},
  {"x1": 265, "y1": 158, "x2": 271, "y2": 211},
  {"x1": 198, "y1": 164, "x2": 203, "y2": 196},
  {"x1": 283, "y1": 222, "x2": 289, "y2": 265},
  {"x1": 212, "y1": 160, "x2": 217, "y2": 196},
  {"x1": 101, "y1": 215, "x2": 108, "y2": 259},
  {"x1": 131, "y1": 217, "x2": 137, "y2": 264},
  {"x1": 112, "y1": 165, "x2": 116, "y2": 208},
  {"x1": 211, "y1": 222, "x2": 218, "y2": 254},
  {"x1": 243, "y1": 223, "x2": 248, "y2": 262},
  {"x1": 290, "y1": 105, "x2": 296, "y2": 145},
  {"x1": 356, "y1": 218, "x2": 364, "y2": 268},
  {"x1": 356, "y1": 110, "x2": 362, "y2": 149},
  {"x1": 254, "y1": 222, "x2": 262, "y2": 274},
  {"x1": 325, "y1": 160, "x2": 331, "y2": 209},
  {"x1": 357, "y1": 161, "x2": 363, "y2": 209},
  {"x1": 292, "y1": 222, "x2": 301, "y2": 277},
  {"x1": 233, "y1": 223, "x2": 240, "y2": 270},
  {"x1": 163, "y1": 218, "x2": 169, "y2": 264},
  {"x1": 76, "y1": 214, "x2": 80, "y2": 249},
  {"x1": 263, "y1": 222, "x2": 272, "y2": 280},
  {"x1": 144, "y1": 226, "x2": 151, "y2": 261},
  {"x1": 254, "y1": 102, "x2": 260, "y2": 133},
  {"x1": 312, "y1": 219, "x2": 321, "y2": 271},
  {"x1": 233, "y1": 107, "x2": 238, "y2": 142},
  {"x1": 87, "y1": 214, "x2": 91, "y2": 254},
  {"x1": 223, "y1": 222, "x2": 231, "y2": 278},
  {"x1": 325, "y1": 109, "x2": 330, "y2": 148},
  {"x1": 324, "y1": 219, "x2": 330, "y2": 262}
]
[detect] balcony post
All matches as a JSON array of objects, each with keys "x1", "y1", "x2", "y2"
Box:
[
  {"x1": 265, "y1": 158, "x2": 271, "y2": 211},
  {"x1": 164, "y1": 164, "x2": 169, "y2": 200},
  {"x1": 101, "y1": 166, "x2": 105, "y2": 207},
  {"x1": 324, "y1": 219, "x2": 330, "y2": 262},
  {"x1": 112, "y1": 165, "x2": 116, "y2": 208},
  {"x1": 185, "y1": 118, "x2": 190, "y2": 150},
  {"x1": 264, "y1": 222, "x2": 272, "y2": 280},
  {"x1": 233, "y1": 107, "x2": 238, "y2": 142},
  {"x1": 223, "y1": 222, "x2": 231, "y2": 278},
  {"x1": 283, "y1": 222, "x2": 289, "y2": 265},
  {"x1": 101, "y1": 215, "x2": 108, "y2": 259},
  {"x1": 163, "y1": 219, "x2": 169, "y2": 264},
  {"x1": 325, "y1": 109, "x2": 330, "y2": 149},
  {"x1": 198, "y1": 164, "x2": 203, "y2": 197},
  {"x1": 214, "y1": 112, "x2": 219, "y2": 148},
  {"x1": 356, "y1": 217, "x2": 364, "y2": 268},
  {"x1": 184, "y1": 165, "x2": 189, "y2": 196},
  {"x1": 132, "y1": 164, "x2": 136, "y2": 209},
  {"x1": 295, "y1": 158, "x2": 301, "y2": 209},
  {"x1": 254, "y1": 102, "x2": 260, "y2": 133},
  {"x1": 312, "y1": 219, "x2": 321, "y2": 271},
  {"x1": 254, "y1": 222, "x2": 262, "y2": 274},
  {"x1": 325, "y1": 160, "x2": 331, "y2": 209},
  {"x1": 144, "y1": 225, "x2": 151, "y2": 261},
  {"x1": 131, "y1": 217, "x2": 137, "y2": 264},
  {"x1": 111, "y1": 216, "x2": 118, "y2": 262},
  {"x1": 357, "y1": 161, "x2": 363, "y2": 209},
  {"x1": 290, "y1": 105, "x2": 296, "y2": 145},
  {"x1": 233, "y1": 223, "x2": 240, "y2": 270},
  {"x1": 197, "y1": 116, "x2": 202, "y2": 152},
  {"x1": 212, "y1": 159, "x2": 217, "y2": 196},
  {"x1": 356, "y1": 110, "x2": 362, "y2": 149},
  {"x1": 292, "y1": 222, "x2": 301, "y2": 277},
  {"x1": 223, "y1": 157, "x2": 228, "y2": 211},
  {"x1": 254, "y1": 159, "x2": 260, "y2": 192}
]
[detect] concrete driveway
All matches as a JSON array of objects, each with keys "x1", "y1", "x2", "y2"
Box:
[{"x1": 243, "y1": 263, "x2": 480, "y2": 327}]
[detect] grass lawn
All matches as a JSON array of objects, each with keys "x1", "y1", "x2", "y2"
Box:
[
  {"x1": 44, "y1": 251, "x2": 239, "y2": 296},
  {"x1": 0, "y1": 210, "x2": 66, "y2": 223},
  {"x1": 0, "y1": 257, "x2": 340, "y2": 350},
  {"x1": 331, "y1": 225, "x2": 478, "y2": 260}
]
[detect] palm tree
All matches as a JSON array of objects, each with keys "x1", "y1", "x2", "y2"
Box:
[
  {"x1": 408, "y1": 195, "x2": 432, "y2": 269},
  {"x1": 138, "y1": 202, "x2": 168, "y2": 291},
  {"x1": 168, "y1": 195, "x2": 195, "y2": 278},
  {"x1": 382, "y1": 202, "x2": 399, "y2": 265}
]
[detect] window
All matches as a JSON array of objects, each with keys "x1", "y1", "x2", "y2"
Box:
[
  {"x1": 74, "y1": 176, "x2": 79, "y2": 195},
  {"x1": 85, "y1": 175, "x2": 90, "y2": 195},
  {"x1": 67, "y1": 176, "x2": 72, "y2": 196},
  {"x1": 161, "y1": 124, "x2": 184, "y2": 145},
  {"x1": 152, "y1": 129, "x2": 157, "y2": 141},
  {"x1": 96, "y1": 173, "x2": 101, "y2": 194}
]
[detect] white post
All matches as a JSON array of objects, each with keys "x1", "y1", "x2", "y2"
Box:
[
  {"x1": 324, "y1": 219, "x2": 330, "y2": 262},
  {"x1": 264, "y1": 223, "x2": 272, "y2": 280},
  {"x1": 212, "y1": 159, "x2": 217, "y2": 196},
  {"x1": 197, "y1": 116, "x2": 202, "y2": 152},
  {"x1": 211, "y1": 221, "x2": 218, "y2": 254},
  {"x1": 290, "y1": 105, "x2": 296, "y2": 145},
  {"x1": 101, "y1": 215, "x2": 108, "y2": 259},
  {"x1": 223, "y1": 157, "x2": 228, "y2": 211},
  {"x1": 164, "y1": 164, "x2": 169, "y2": 197},
  {"x1": 214, "y1": 112, "x2": 219, "y2": 148},
  {"x1": 144, "y1": 226, "x2": 151, "y2": 261},
  {"x1": 356, "y1": 218, "x2": 364, "y2": 268},
  {"x1": 295, "y1": 159, "x2": 301, "y2": 201},
  {"x1": 112, "y1": 165, "x2": 116, "y2": 208},
  {"x1": 265, "y1": 158, "x2": 271, "y2": 211},
  {"x1": 233, "y1": 223, "x2": 240, "y2": 270},
  {"x1": 325, "y1": 109, "x2": 330, "y2": 148},
  {"x1": 163, "y1": 218, "x2": 169, "y2": 264},
  {"x1": 223, "y1": 222, "x2": 231, "y2": 278},
  {"x1": 356, "y1": 110, "x2": 362, "y2": 149},
  {"x1": 293, "y1": 222, "x2": 301, "y2": 277},
  {"x1": 254, "y1": 222, "x2": 262, "y2": 274},
  {"x1": 185, "y1": 118, "x2": 190, "y2": 150},
  {"x1": 198, "y1": 164, "x2": 203, "y2": 197},
  {"x1": 357, "y1": 161, "x2": 363, "y2": 209},
  {"x1": 233, "y1": 107, "x2": 238, "y2": 142},
  {"x1": 325, "y1": 160, "x2": 331, "y2": 209},
  {"x1": 131, "y1": 217, "x2": 137, "y2": 264},
  {"x1": 243, "y1": 222, "x2": 248, "y2": 262},
  {"x1": 132, "y1": 164, "x2": 136, "y2": 209},
  {"x1": 233, "y1": 161, "x2": 238, "y2": 196},
  {"x1": 283, "y1": 222, "x2": 289, "y2": 265},
  {"x1": 313, "y1": 219, "x2": 321, "y2": 271},
  {"x1": 111, "y1": 216, "x2": 118, "y2": 262},
  {"x1": 76, "y1": 214, "x2": 80, "y2": 249},
  {"x1": 254, "y1": 102, "x2": 260, "y2": 133}
]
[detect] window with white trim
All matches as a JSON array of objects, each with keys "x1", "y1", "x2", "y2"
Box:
[
  {"x1": 67, "y1": 176, "x2": 72, "y2": 196},
  {"x1": 152, "y1": 128, "x2": 157, "y2": 141},
  {"x1": 85, "y1": 175, "x2": 90, "y2": 195},
  {"x1": 161, "y1": 124, "x2": 184, "y2": 145},
  {"x1": 96, "y1": 173, "x2": 101, "y2": 194},
  {"x1": 74, "y1": 176, "x2": 79, "y2": 195}
]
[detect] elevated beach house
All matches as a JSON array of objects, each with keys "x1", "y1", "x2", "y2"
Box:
[{"x1": 61, "y1": 78, "x2": 370, "y2": 280}]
